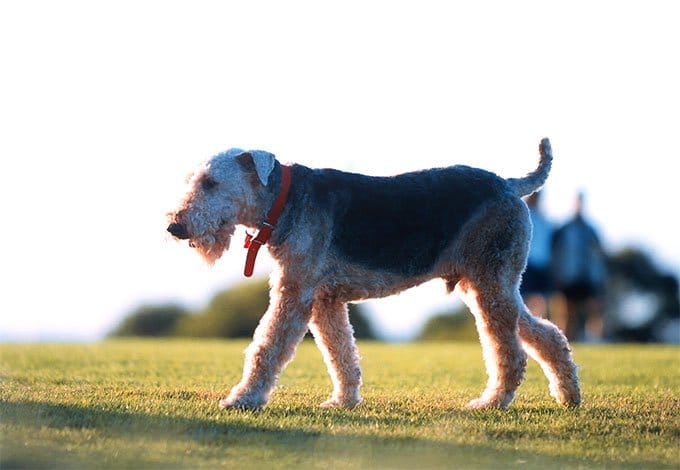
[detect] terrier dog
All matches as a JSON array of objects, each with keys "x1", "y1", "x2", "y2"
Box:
[{"x1": 167, "y1": 139, "x2": 581, "y2": 410}]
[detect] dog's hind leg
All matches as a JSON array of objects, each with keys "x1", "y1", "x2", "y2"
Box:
[
  {"x1": 219, "y1": 279, "x2": 312, "y2": 410},
  {"x1": 456, "y1": 279, "x2": 528, "y2": 409},
  {"x1": 308, "y1": 297, "x2": 363, "y2": 408},
  {"x1": 518, "y1": 308, "x2": 581, "y2": 406}
]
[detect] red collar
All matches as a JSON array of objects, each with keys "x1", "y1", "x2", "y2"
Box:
[{"x1": 243, "y1": 165, "x2": 292, "y2": 277}]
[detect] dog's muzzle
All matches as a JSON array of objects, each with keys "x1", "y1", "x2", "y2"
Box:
[{"x1": 167, "y1": 223, "x2": 190, "y2": 240}]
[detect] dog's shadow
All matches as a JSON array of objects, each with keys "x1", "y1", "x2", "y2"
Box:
[{"x1": 0, "y1": 398, "x2": 613, "y2": 469}]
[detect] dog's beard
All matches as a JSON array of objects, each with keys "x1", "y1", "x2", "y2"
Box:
[{"x1": 191, "y1": 225, "x2": 234, "y2": 265}]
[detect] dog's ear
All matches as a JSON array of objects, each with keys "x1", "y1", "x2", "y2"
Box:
[{"x1": 236, "y1": 150, "x2": 276, "y2": 186}]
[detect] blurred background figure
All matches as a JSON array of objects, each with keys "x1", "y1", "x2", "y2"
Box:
[
  {"x1": 551, "y1": 192, "x2": 608, "y2": 341},
  {"x1": 521, "y1": 191, "x2": 555, "y2": 319}
]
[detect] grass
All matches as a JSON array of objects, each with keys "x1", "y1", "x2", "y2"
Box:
[{"x1": 1, "y1": 340, "x2": 678, "y2": 469}]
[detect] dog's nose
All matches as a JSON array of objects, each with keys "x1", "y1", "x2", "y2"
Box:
[{"x1": 167, "y1": 223, "x2": 190, "y2": 239}]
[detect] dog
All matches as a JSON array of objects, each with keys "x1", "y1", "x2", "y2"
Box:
[{"x1": 167, "y1": 138, "x2": 581, "y2": 410}]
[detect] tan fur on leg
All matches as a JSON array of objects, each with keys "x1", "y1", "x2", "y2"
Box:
[
  {"x1": 457, "y1": 281, "x2": 527, "y2": 409},
  {"x1": 518, "y1": 307, "x2": 581, "y2": 406},
  {"x1": 219, "y1": 275, "x2": 313, "y2": 409},
  {"x1": 309, "y1": 298, "x2": 363, "y2": 408}
]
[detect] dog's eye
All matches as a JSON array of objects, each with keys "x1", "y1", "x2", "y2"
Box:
[{"x1": 201, "y1": 176, "x2": 218, "y2": 191}]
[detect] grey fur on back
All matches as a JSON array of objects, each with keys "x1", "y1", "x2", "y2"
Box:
[{"x1": 274, "y1": 163, "x2": 510, "y2": 278}]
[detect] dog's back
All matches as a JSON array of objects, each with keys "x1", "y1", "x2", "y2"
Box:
[{"x1": 285, "y1": 164, "x2": 512, "y2": 277}]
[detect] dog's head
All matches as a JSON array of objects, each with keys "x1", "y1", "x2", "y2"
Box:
[{"x1": 167, "y1": 149, "x2": 276, "y2": 264}]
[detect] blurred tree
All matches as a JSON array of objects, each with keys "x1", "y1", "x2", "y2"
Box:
[
  {"x1": 174, "y1": 279, "x2": 270, "y2": 338},
  {"x1": 109, "y1": 304, "x2": 189, "y2": 337},
  {"x1": 606, "y1": 248, "x2": 679, "y2": 342},
  {"x1": 173, "y1": 278, "x2": 377, "y2": 339},
  {"x1": 348, "y1": 303, "x2": 376, "y2": 339},
  {"x1": 418, "y1": 303, "x2": 478, "y2": 341},
  {"x1": 608, "y1": 248, "x2": 673, "y2": 291}
]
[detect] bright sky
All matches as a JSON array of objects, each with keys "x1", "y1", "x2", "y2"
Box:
[{"x1": 1, "y1": 1, "x2": 678, "y2": 341}]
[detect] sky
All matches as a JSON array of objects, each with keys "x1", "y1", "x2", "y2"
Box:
[{"x1": 1, "y1": 1, "x2": 678, "y2": 341}]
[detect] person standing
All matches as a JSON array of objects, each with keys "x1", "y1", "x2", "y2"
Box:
[
  {"x1": 551, "y1": 192, "x2": 607, "y2": 341},
  {"x1": 521, "y1": 191, "x2": 555, "y2": 318}
]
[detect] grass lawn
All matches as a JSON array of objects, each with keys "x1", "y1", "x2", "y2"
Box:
[{"x1": 1, "y1": 340, "x2": 678, "y2": 468}]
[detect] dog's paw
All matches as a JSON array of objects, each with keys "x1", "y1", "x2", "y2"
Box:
[
  {"x1": 467, "y1": 394, "x2": 513, "y2": 410},
  {"x1": 467, "y1": 398, "x2": 502, "y2": 410},
  {"x1": 467, "y1": 387, "x2": 516, "y2": 410},
  {"x1": 550, "y1": 382, "x2": 582, "y2": 407},
  {"x1": 319, "y1": 396, "x2": 363, "y2": 410},
  {"x1": 218, "y1": 394, "x2": 265, "y2": 411}
]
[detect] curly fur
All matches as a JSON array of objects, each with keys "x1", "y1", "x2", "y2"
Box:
[{"x1": 167, "y1": 139, "x2": 580, "y2": 410}]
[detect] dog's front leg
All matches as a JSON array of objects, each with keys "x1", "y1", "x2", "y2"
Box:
[
  {"x1": 309, "y1": 298, "x2": 363, "y2": 409},
  {"x1": 219, "y1": 285, "x2": 313, "y2": 410}
]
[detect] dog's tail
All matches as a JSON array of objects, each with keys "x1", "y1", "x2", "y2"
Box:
[{"x1": 507, "y1": 138, "x2": 553, "y2": 197}]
